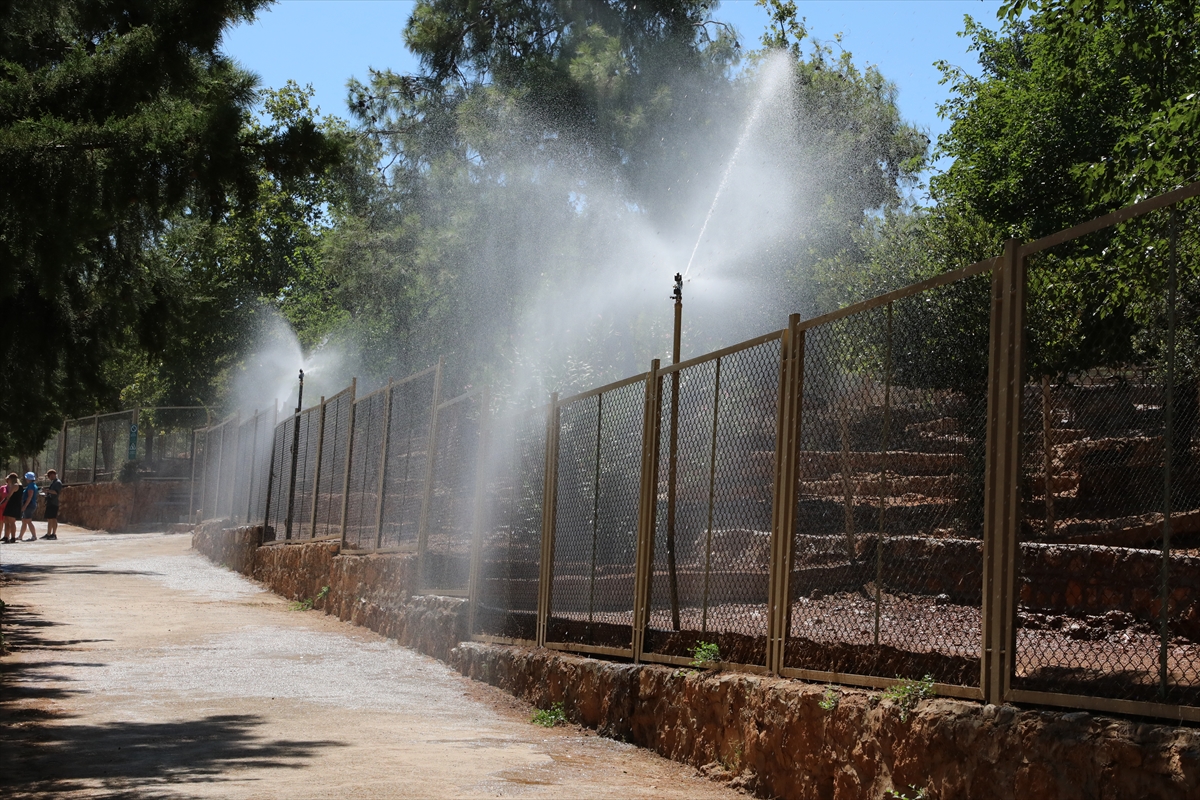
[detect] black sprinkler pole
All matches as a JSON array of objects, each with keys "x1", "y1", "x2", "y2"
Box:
[{"x1": 667, "y1": 274, "x2": 683, "y2": 631}]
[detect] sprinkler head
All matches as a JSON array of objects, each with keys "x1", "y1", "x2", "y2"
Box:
[{"x1": 671, "y1": 273, "x2": 683, "y2": 303}]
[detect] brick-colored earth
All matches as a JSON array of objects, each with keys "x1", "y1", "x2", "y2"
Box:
[{"x1": 0, "y1": 526, "x2": 739, "y2": 799}]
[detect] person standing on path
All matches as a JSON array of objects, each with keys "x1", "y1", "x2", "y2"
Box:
[
  {"x1": 1, "y1": 473, "x2": 19, "y2": 542},
  {"x1": 19, "y1": 471, "x2": 39, "y2": 541},
  {"x1": 40, "y1": 469, "x2": 61, "y2": 540}
]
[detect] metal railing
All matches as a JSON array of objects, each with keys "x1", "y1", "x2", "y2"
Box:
[
  {"x1": 12, "y1": 406, "x2": 208, "y2": 486},
  {"x1": 186, "y1": 181, "x2": 1200, "y2": 723}
]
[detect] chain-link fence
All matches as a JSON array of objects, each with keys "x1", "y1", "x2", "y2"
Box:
[
  {"x1": 311, "y1": 386, "x2": 355, "y2": 539},
  {"x1": 176, "y1": 183, "x2": 1200, "y2": 723},
  {"x1": 642, "y1": 335, "x2": 783, "y2": 667},
  {"x1": 379, "y1": 367, "x2": 439, "y2": 551},
  {"x1": 420, "y1": 388, "x2": 485, "y2": 592},
  {"x1": 63, "y1": 416, "x2": 97, "y2": 484},
  {"x1": 1013, "y1": 201, "x2": 1200, "y2": 708},
  {"x1": 546, "y1": 375, "x2": 648, "y2": 654},
  {"x1": 783, "y1": 275, "x2": 992, "y2": 689},
  {"x1": 473, "y1": 405, "x2": 547, "y2": 642},
  {"x1": 343, "y1": 384, "x2": 390, "y2": 551}
]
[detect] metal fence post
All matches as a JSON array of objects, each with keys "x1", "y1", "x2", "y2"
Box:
[
  {"x1": 416, "y1": 358, "x2": 444, "y2": 591},
  {"x1": 1159, "y1": 209, "x2": 1179, "y2": 698},
  {"x1": 309, "y1": 397, "x2": 327, "y2": 539},
  {"x1": 767, "y1": 314, "x2": 804, "y2": 675},
  {"x1": 632, "y1": 361, "x2": 662, "y2": 663},
  {"x1": 57, "y1": 420, "x2": 67, "y2": 475},
  {"x1": 536, "y1": 393, "x2": 560, "y2": 648},
  {"x1": 373, "y1": 379, "x2": 395, "y2": 550},
  {"x1": 188, "y1": 428, "x2": 199, "y2": 524},
  {"x1": 90, "y1": 413, "x2": 100, "y2": 484},
  {"x1": 467, "y1": 387, "x2": 492, "y2": 637},
  {"x1": 982, "y1": 239, "x2": 1026, "y2": 705},
  {"x1": 339, "y1": 378, "x2": 358, "y2": 547},
  {"x1": 262, "y1": 401, "x2": 278, "y2": 532}
]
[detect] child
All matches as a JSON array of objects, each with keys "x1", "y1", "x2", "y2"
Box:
[{"x1": 19, "y1": 471, "x2": 39, "y2": 541}]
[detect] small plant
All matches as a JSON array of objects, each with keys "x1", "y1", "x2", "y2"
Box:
[
  {"x1": 818, "y1": 685, "x2": 840, "y2": 711},
  {"x1": 689, "y1": 641, "x2": 721, "y2": 668},
  {"x1": 289, "y1": 586, "x2": 330, "y2": 611},
  {"x1": 531, "y1": 701, "x2": 567, "y2": 727},
  {"x1": 883, "y1": 675, "x2": 936, "y2": 722},
  {"x1": 886, "y1": 786, "x2": 929, "y2": 799},
  {"x1": 719, "y1": 743, "x2": 743, "y2": 773}
]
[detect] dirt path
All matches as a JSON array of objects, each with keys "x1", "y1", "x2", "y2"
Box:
[{"x1": 0, "y1": 527, "x2": 738, "y2": 799}]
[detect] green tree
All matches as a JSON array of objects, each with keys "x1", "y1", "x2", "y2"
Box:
[{"x1": 0, "y1": 1, "x2": 343, "y2": 459}]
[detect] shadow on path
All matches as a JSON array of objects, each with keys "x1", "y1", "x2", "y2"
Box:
[{"x1": 0, "y1": 570, "x2": 347, "y2": 798}]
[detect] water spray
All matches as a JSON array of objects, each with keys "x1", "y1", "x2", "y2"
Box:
[{"x1": 666, "y1": 274, "x2": 682, "y2": 630}]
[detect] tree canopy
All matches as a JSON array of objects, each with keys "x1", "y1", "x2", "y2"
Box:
[{"x1": 0, "y1": 0, "x2": 345, "y2": 458}]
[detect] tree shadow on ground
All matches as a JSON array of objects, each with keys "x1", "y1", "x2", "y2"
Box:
[{"x1": 0, "y1": 576, "x2": 347, "y2": 798}]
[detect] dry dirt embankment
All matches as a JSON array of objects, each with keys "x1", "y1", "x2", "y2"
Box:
[{"x1": 0, "y1": 526, "x2": 739, "y2": 799}]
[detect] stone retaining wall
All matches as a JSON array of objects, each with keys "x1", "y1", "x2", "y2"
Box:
[
  {"x1": 58, "y1": 480, "x2": 187, "y2": 531},
  {"x1": 191, "y1": 525, "x2": 1200, "y2": 799}
]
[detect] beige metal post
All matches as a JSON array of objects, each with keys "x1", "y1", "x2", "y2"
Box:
[
  {"x1": 632, "y1": 361, "x2": 662, "y2": 663},
  {"x1": 373, "y1": 380, "x2": 395, "y2": 550},
  {"x1": 767, "y1": 315, "x2": 804, "y2": 675},
  {"x1": 982, "y1": 240, "x2": 1025, "y2": 705},
  {"x1": 339, "y1": 378, "x2": 358, "y2": 547},
  {"x1": 536, "y1": 394, "x2": 560, "y2": 648},
  {"x1": 309, "y1": 397, "x2": 327, "y2": 539}
]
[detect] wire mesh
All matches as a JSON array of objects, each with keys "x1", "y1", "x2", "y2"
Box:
[
  {"x1": 343, "y1": 386, "x2": 389, "y2": 550},
  {"x1": 246, "y1": 409, "x2": 276, "y2": 527},
  {"x1": 1014, "y1": 202, "x2": 1200, "y2": 705},
  {"x1": 421, "y1": 391, "x2": 483, "y2": 591},
  {"x1": 93, "y1": 410, "x2": 136, "y2": 483},
  {"x1": 63, "y1": 417, "x2": 96, "y2": 484},
  {"x1": 473, "y1": 405, "x2": 546, "y2": 640},
  {"x1": 313, "y1": 388, "x2": 353, "y2": 539},
  {"x1": 644, "y1": 338, "x2": 782, "y2": 665},
  {"x1": 547, "y1": 377, "x2": 646, "y2": 651},
  {"x1": 784, "y1": 275, "x2": 992, "y2": 687},
  {"x1": 289, "y1": 405, "x2": 321, "y2": 539},
  {"x1": 230, "y1": 415, "x2": 257, "y2": 524},
  {"x1": 379, "y1": 369, "x2": 438, "y2": 549},
  {"x1": 134, "y1": 408, "x2": 208, "y2": 480},
  {"x1": 190, "y1": 428, "x2": 206, "y2": 520},
  {"x1": 264, "y1": 415, "x2": 294, "y2": 539},
  {"x1": 200, "y1": 420, "x2": 225, "y2": 520}
]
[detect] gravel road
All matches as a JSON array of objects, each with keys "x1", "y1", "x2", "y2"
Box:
[{"x1": 0, "y1": 526, "x2": 738, "y2": 799}]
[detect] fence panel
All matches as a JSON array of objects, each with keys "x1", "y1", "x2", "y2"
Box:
[
  {"x1": 1012, "y1": 202, "x2": 1200, "y2": 710},
  {"x1": 782, "y1": 272, "x2": 992, "y2": 690},
  {"x1": 343, "y1": 386, "x2": 389, "y2": 550},
  {"x1": 264, "y1": 415, "x2": 294, "y2": 539},
  {"x1": 546, "y1": 376, "x2": 646, "y2": 654},
  {"x1": 379, "y1": 368, "x2": 439, "y2": 549},
  {"x1": 246, "y1": 408, "x2": 276, "y2": 526},
  {"x1": 134, "y1": 408, "x2": 208, "y2": 480},
  {"x1": 93, "y1": 410, "x2": 136, "y2": 483},
  {"x1": 63, "y1": 417, "x2": 96, "y2": 485},
  {"x1": 643, "y1": 336, "x2": 782, "y2": 666},
  {"x1": 473, "y1": 405, "x2": 546, "y2": 641},
  {"x1": 230, "y1": 415, "x2": 256, "y2": 524},
  {"x1": 289, "y1": 405, "x2": 321, "y2": 539},
  {"x1": 200, "y1": 419, "x2": 225, "y2": 520},
  {"x1": 313, "y1": 387, "x2": 354, "y2": 538},
  {"x1": 420, "y1": 390, "x2": 483, "y2": 591}
]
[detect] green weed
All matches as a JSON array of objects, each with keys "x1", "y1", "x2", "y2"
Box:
[
  {"x1": 883, "y1": 675, "x2": 936, "y2": 722},
  {"x1": 289, "y1": 585, "x2": 330, "y2": 611},
  {"x1": 818, "y1": 685, "x2": 840, "y2": 711},
  {"x1": 531, "y1": 701, "x2": 567, "y2": 727},
  {"x1": 885, "y1": 786, "x2": 929, "y2": 799},
  {"x1": 689, "y1": 641, "x2": 721, "y2": 668}
]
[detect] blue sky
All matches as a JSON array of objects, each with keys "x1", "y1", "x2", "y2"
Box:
[{"x1": 224, "y1": 0, "x2": 1003, "y2": 148}]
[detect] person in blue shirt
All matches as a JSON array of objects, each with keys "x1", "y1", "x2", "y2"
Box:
[{"x1": 19, "y1": 471, "x2": 38, "y2": 541}]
